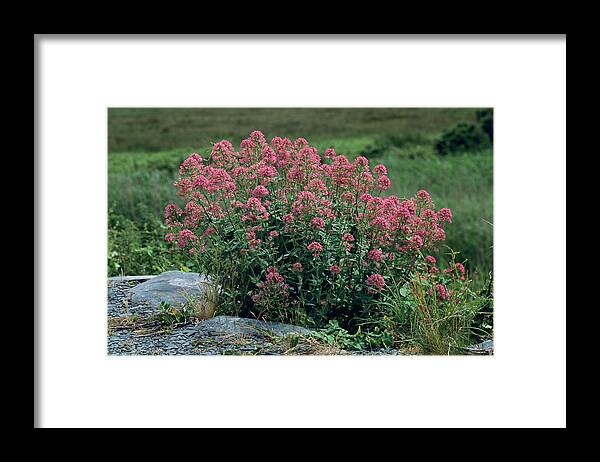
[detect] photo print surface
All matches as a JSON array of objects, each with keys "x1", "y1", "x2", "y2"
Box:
[{"x1": 107, "y1": 108, "x2": 494, "y2": 356}]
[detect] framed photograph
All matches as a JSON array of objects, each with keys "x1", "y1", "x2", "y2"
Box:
[{"x1": 35, "y1": 35, "x2": 566, "y2": 428}]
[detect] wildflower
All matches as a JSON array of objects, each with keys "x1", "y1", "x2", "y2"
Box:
[
  {"x1": 371, "y1": 215, "x2": 390, "y2": 230},
  {"x1": 368, "y1": 248, "x2": 384, "y2": 262},
  {"x1": 417, "y1": 189, "x2": 432, "y2": 203},
  {"x1": 294, "y1": 137, "x2": 309, "y2": 149},
  {"x1": 177, "y1": 229, "x2": 196, "y2": 247},
  {"x1": 243, "y1": 197, "x2": 269, "y2": 222},
  {"x1": 435, "y1": 283, "x2": 449, "y2": 300},
  {"x1": 437, "y1": 208, "x2": 453, "y2": 223},
  {"x1": 411, "y1": 235, "x2": 424, "y2": 248},
  {"x1": 306, "y1": 179, "x2": 329, "y2": 195},
  {"x1": 259, "y1": 165, "x2": 277, "y2": 179},
  {"x1": 179, "y1": 153, "x2": 204, "y2": 174},
  {"x1": 210, "y1": 142, "x2": 234, "y2": 166},
  {"x1": 323, "y1": 147, "x2": 337, "y2": 158},
  {"x1": 377, "y1": 176, "x2": 391, "y2": 190},
  {"x1": 252, "y1": 185, "x2": 269, "y2": 198},
  {"x1": 366, "y1": 273, "x2": 386, "y2": 291},
  {"x1": 421, "y1": 209, "x2": 437, "y2": 220},
  {"x1": 202, "y1": 226, "x2": 216, "y2": 237},
  {"x1": 425, "y1": 255, "x2": 437, "y2": 264},
  {"x1": 311, "y1": 217, "x2": 325, "y2": 229},
  {"x1": 249, "y1": 130, "x2": 266, "y2": 143},
  {"x1": 445, "y1": 262, "x2": 466, "y2": 280},
  {"x1": 435, "y1": 228, "x2": 446, "y2": 241},
  {"x1": 164, "y1": 203, "x2": 183, "y2": 226},
  {"x1": 265, "y1": 266, "x2": 284, "y2": 284},
  {"x1": 355, "y1": 156, "x2": 369, "y2": 168},
  {"x1": 359, "y1": 193, "x2": 374, "y2": 203},
  {"x1": 292, "y1": 262, "x2": 303, "y2": 272},
  {"x1": 329, "y1": 265, "x2": 341, "y2": 275},
  {"x1": 373, "y1": 164, "x2": 387, "y2": 175},
  {"x1": 252, "y1": 265, "x2": 290, "y2": 311},
  {"x1": 307, "y1": 241, "x2": 323, "y2": 254}
]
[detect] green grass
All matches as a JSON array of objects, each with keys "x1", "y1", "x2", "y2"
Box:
[
  {"x1": 108, "y1": 108, "x2": 493, "y2": 287},
  {"x1": 108, "y1": 108, "x2": 480, "y2": 153}
]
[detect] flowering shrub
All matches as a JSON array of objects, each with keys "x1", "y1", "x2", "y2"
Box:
[{"x1": 164, "y1": 131, "x2": 453, "y2": 330}]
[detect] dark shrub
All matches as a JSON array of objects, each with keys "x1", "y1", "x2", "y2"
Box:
[
  {"x1": 361, "y1": 138, "x2": 391, "y2": 158},
  {"x1": 362, "y1": 134, "x2": 432, "y2": 160},
  {"x1": 476, "y1": 109, "x2": 493, "y2": 142},
  {"x1": 435, "y1": 123, "x2": 491, "y2": 155}
]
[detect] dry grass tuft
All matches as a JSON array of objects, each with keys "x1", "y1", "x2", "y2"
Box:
[
  {"x1": 178, "y1": 282, "x2": 219, "y2": 321},
  {"x1": 280, "y1": 334, "x2": 348, "y2": 355}
]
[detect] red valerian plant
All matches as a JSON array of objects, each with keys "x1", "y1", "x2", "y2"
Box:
[{"x1": 164, "y1": 131, "x2": 453, "y2": 330}]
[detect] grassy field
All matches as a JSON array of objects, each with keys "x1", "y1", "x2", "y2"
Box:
[{"x1": 108, "y1": 108, "x2": 493, "y2": 287}]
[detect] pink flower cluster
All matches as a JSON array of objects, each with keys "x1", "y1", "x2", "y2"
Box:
[
  {"x1": 366, "y1": 273, "x2": 386, "y2": 293},
  {"x1": 368, "y1": 248, "x2": 384, "y2": 262},
  {"x1": 251, "y1": 266, "x2": 290, "y2": 318},
  {"x1": 422, "y1": 257, "x2": 470, "y2": 304},
  {"x1": 435, "y1": 283, "x2": 449, "y2": 300},
  {"x1": 445, "y1": 261, "x2": 465, "y2": 280},
  {"x1": 307, "y1": 241, "x2": 323, "y2": 255}
]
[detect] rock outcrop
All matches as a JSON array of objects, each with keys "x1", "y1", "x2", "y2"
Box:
[
  {"x1": 129, "y1": 270, "x2": 212, "y2": 310},
  {"x1": 199, "y1": 315, "x2": 312, "y2": 338}
]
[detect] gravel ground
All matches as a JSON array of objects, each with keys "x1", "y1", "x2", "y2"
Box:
[
  {"x1": 107, "y1": 279, "x2": 404, "y2": 356},
  {"x1": 108, "y1": 280, "x2": 157, "y2": 317}
]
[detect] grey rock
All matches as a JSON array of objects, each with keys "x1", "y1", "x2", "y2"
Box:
[
  {"x1": 130, "y1": 270, "x2": 212, "y2": 310},
  {"x1": 199, "y1": 315, "x2": 312, "y2": 338},
  {"x1": 108, "y1": 275, "x2": 157, "y2": 282},
  {"x1": 465, "y1": 339, "x2": 494, "y2": 354}
]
